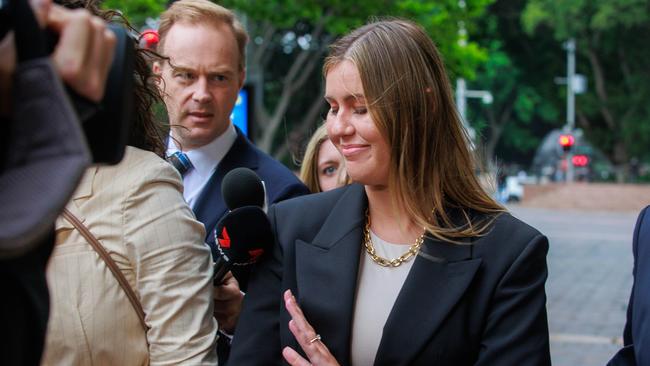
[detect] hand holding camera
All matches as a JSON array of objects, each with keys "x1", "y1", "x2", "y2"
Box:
[
  {"x1": 1, "y1": 0, "x2": 116, "y2": 103},
  {"x1": 48, "y1": 3, "x2": 116, "y2": 102}
]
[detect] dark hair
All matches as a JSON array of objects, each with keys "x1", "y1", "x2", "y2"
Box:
[{"x1": 55, "y1": 0, "x2": 166, "y2": 157}]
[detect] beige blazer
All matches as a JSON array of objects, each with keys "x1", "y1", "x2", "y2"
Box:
[{"x1": 42, "y1": 147, "x2": 218, "y2": 366}]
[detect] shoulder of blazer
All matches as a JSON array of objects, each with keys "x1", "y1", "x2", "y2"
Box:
[
  {"x1": 468, "y1": 211, "x2": 547, "y2": 270},
  {"x1": 269, "y1": 184, "x2": 366, "y2": 246},
  {"x1": 273, "y1": 184, "x2": 359, "y2": 218}
]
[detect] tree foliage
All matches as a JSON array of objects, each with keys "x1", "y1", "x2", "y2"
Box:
[
  {"x1": 522, "y1": 0, "x2": 650, "y2": 174},
  {"x1": 102, "y1": 0, "x2": 165, "y2": 27},
  {"x1": 467, "y1": 0, "x2": 562, "y2": 170},
  {"x1": 98, "y1": 0, "x2": 650, "y2": 180}
]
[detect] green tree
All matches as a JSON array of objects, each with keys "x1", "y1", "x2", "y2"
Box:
[
  {"x1": 467, "y1": 0, "x2": 562, "y2": 170},
  {"x1": 523, "y1": 0, "x2": 650, "y2": 178},
  {"x1": 102, "y1": 0, "x2": 164, "y2": 27}
]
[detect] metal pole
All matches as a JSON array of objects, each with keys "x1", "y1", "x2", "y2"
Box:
[
  {"x1": 567, "y1": 38, "x2": 576, "y2": 131},
  {"x1": 456, "y1": 78, "x2": 466, "y2": 122},
  {"x1": 565, "y1": 38, "x2": 576, "y2": 182}
]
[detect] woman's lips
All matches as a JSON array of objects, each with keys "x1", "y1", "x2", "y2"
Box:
[{"x1": 340, "y1": 144, "x2": 369, "y2": 157}]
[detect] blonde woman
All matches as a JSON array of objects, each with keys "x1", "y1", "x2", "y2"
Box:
[
  {"x1": 230, "y1": 19, "x2": 550, "y2": 366},
  {"x1": 300, "y1": 124, "x2": 348, "y2": 193}
]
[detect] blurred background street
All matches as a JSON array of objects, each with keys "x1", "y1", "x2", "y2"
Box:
[{"x1": 510, "y1": 184, "x2": 647, "y2": 365}]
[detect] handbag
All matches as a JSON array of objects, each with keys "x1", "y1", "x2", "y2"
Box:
[{"x1": 61, "y1": 208, "x2": 149, "y2": 332}]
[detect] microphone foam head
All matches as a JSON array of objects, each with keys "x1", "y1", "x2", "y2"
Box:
[
  {"x1": 213, "y1": 206, "x2": 273, "y2": 266},
  {"x1": 221, "y1": 167, "x2": 265, "y2": 210}
]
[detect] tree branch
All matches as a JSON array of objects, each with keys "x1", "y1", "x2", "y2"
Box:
[
  {"x1": 274, "y1": 81, "x2": 327, "y2": 159},
  {"x1": 584, "y1": 45, "x2": 616, "y2": 130},
  {"x1": 252, "y1": 22, "x2": 276, "y2": 67},
  {"x1": 258, "y1": 14, "x2": 330, "y2": 152}
]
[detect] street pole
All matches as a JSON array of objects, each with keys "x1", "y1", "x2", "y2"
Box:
[
  {"x1": 456, "y1": 77, "x2": 493, "y2": 146},
  {"x1": 565, "y1": 38, "x2": 576, "y2": 182},
  {"x1": 456, "y1": 78, "x2": 467, "y2": 122}
]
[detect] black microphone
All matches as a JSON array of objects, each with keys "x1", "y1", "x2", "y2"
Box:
[
  {"x1": 221, "y1": 167, "x2": 265, "y2": 210},
  {"x1": 212, "y1": 206, "x2": 273, "y2": 285}
]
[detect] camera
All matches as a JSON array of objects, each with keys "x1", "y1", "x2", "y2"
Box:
[{"x1": 1, "y1": 0, "x2": 135, "y2": 164}]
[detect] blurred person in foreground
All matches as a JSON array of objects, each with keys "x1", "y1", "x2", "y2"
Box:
[
  {"x1": 40, "y1": 1, "x2": 218, "y2": 364},
  {"x1": 0, "y1": 0, "x2": 115, "y2": 364},
  {"x1": 299, "y1": 123, "x2": 348, "y2": 193},
  {"x1": 230, "y1": 19, "x2": 551, "y2": 366},
  {"x1": 153, "y1": 0, "x2": 308, "y2": 362},
  {"x1": 609, "y1": 205, "x2": 650, "y2": 366}
]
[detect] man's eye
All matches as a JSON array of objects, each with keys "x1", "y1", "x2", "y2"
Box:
[
  {"x1": 212, "y1": 75, "x2": 227, "y2": 82},
  {"x1": 322, "y1": 166, "x2": 338, "y2": 176},
  {"x1": 175, "y1": 72, "x2": 194, "y2": 80}
]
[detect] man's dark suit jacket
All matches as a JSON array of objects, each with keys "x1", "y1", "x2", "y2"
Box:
[
  {"x1": 192, "y1": 126, "x2": 309, "y2": 291},
  {"x1": 190, "y1": 127, "x2": 308, "y2": 364},
  {"x1": 609, "y1": 206, "x2": 650, "y2": 366},
  {"x1": 229, "y1": 183, "x2": 551, "y2": 366}
]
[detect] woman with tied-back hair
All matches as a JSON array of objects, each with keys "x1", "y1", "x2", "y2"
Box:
[
  {"x1": 229, "y1": 18, "x2": 550, "y2": 366},
  {"x1": 41, "y1": 1, "x2": 219, "y2": 364}
]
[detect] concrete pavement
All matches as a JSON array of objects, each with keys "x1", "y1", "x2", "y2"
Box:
[{"x1": 509, "y1": 206, "x2": 640, "y2": 366}]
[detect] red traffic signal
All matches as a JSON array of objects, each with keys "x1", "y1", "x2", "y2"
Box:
[
  {"x1": 572, "y1": 155, "x2": 589, "y2": 167},
  {"x1": 559, "y1": 134, "x2": 575, "y2": 152},
  {"x1": 140, "y1": 29, "x2": 160, "y2": 50}
]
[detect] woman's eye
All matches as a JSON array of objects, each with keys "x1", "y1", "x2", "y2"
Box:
[
  {"x1": 322, "y1": 166, "x2": 338, "y2": 176},
  {"x1": 328, "y1": 108, "x2": 339, "y2": 116},
  {"x1": 354, "y1": 107, "x2": 367, "y2": 114}
]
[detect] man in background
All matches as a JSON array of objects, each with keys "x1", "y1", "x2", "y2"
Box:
[{"x1": 153, "y1": 0, "x2": 309, "y2": 362}]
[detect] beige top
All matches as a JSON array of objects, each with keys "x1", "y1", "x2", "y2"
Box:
[
  {"x1": 41, "y1": 147, "x2": 218, "y2": 366},
  {"x1": 351, "y1": 231, "x2": 415, "y2": 366}
]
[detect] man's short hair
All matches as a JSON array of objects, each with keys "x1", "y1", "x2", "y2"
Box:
[{"x1": 158, "y1": 0, "x2": 248, "y2": 70}]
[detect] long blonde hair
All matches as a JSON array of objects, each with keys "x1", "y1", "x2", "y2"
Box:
[
  {"x1": 299, "y1": 124, "x2": 330, "y2": 193},
  {"x1": 324, "y1": 19, "x2": 504, "y2": 241}
]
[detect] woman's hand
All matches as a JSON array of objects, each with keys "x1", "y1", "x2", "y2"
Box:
[{"x1": 282, "y1": 290, "x2": 340, "y2": 366}]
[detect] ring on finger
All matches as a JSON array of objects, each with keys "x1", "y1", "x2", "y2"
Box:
[{"x1": 308, "y1": 334, "x2": 321, "y2": 344}]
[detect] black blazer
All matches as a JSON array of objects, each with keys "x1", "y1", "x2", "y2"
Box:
[
  {"x1": 230, "y1": 184, "x2": 551, "y2": 366},
  {"x1": 609, "y1": 205, "x2": 650, "y2": 366}
]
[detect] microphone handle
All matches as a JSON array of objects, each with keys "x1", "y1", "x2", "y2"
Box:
[{"x1": 213, "y1": 255, "x2": 231, "y2": 286}]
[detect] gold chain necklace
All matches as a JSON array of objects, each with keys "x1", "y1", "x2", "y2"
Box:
[{"x1": 363, "y1": 209, "x2": 425, "y2": 267}]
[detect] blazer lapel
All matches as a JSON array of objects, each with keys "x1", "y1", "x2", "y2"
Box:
[
  {"x1": 193, "y1": 127, "x2": 258, "y2": 241},
  {"x1": 374, "y1": 238, "x2": 482, "y2": 365},
  {"x1": 294, "y1": 184, "x2": 367, "y2": 366}
]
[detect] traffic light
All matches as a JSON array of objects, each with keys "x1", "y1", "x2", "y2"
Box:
[
  {"x1": 572, "y1": 154, "x2": 589, "y2": 167},
  {"x1": 558, "y1": 134, "x2": 575, "y2": 153},
  {"x1": 139, "y1": 29, "x2": 160, "y2": 50}
]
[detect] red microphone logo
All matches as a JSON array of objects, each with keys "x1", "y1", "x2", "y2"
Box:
[
  {"x1": 248, "y1": 248, "x2": 264, "y2": 261},
  {"x1": 218, "y1": 227, "x2": 231, "y2": 249}
]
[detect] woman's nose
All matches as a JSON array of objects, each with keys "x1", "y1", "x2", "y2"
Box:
[{"x1": 327, "y1": 111, "x2": 354, "y2": 140}]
